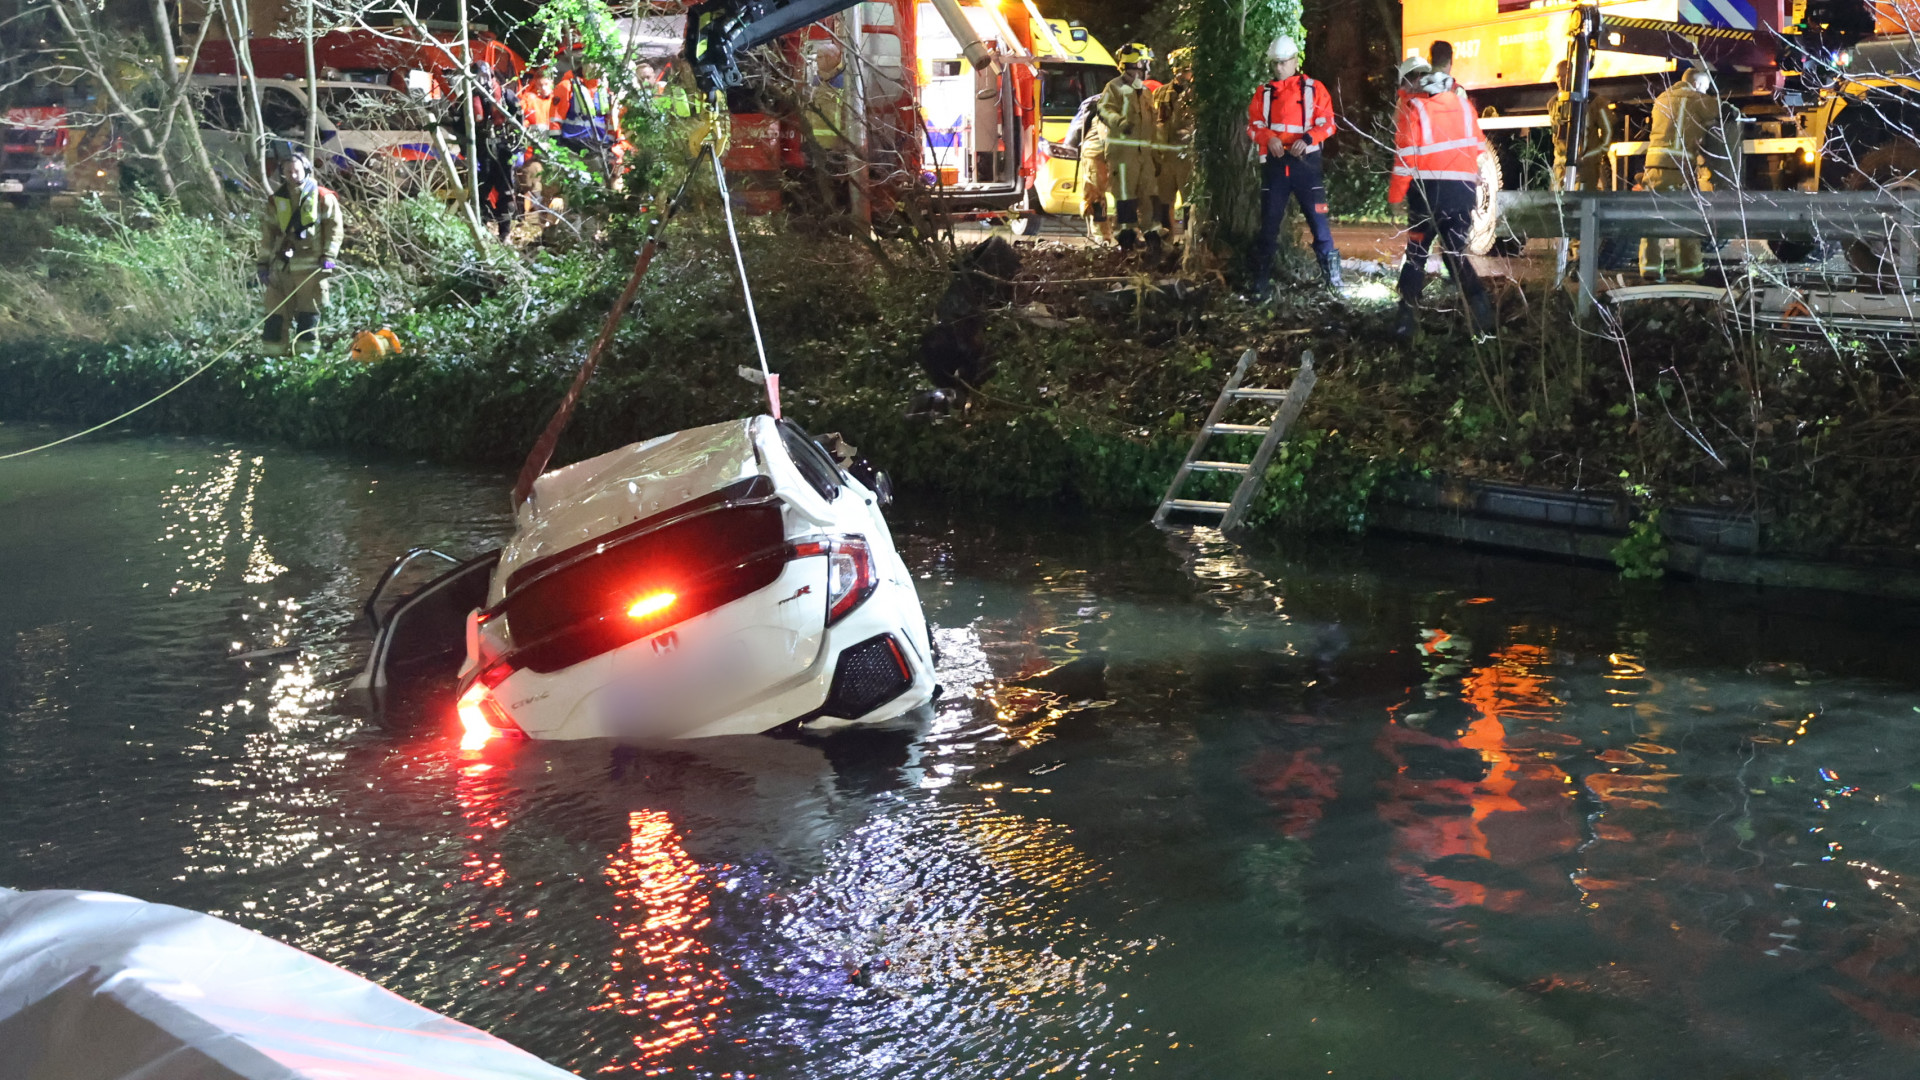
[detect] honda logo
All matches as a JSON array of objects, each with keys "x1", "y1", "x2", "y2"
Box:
[{"x1": 651, "y1": 631, "x2": 678, "y2": 654}]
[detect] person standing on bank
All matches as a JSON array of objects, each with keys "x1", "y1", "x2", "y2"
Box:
[
  {"x1": 1246, "y1": 35, "x2": 1341, "y2": 298},
  {"x1": 1639, "y1": 62, "x2": 1723, "y2": 281},
  {"x1": 257, "y1": 142, "x2": 343, "y2": 357},
  {"x1": 1152, "y1": 47, "x2": 1197, "y2": 239},
  {"x1": 1096, "y1": 42, "x2": 1159, "y2": 250},
  {"x1": 1387, "y1": 56, "x2": 1494, "y2": 339}
]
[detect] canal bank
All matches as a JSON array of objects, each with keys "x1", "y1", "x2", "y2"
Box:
[{"x1": 6, "y1": 205, "x2": 1920, "y2": 596}]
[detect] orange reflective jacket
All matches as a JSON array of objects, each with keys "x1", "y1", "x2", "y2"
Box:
[
  {"x1": 1388, "y1": 86, "x2": 1483, "y2": 202},
  {"x1": 1246, "y1": 74, "x2": 1335, "y2": 160}
]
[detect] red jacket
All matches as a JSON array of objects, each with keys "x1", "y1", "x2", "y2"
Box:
[
  {"x1": 1388, "y1": 86, "x2": 1484, "y2": 201},
  {"x1": 1246, "y1": 74, "x2": 1335, "y2": 160}
]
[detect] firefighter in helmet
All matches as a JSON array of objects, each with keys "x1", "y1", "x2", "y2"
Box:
[
  {"x1": 1388, "y1": 56, "x2": 1494, "y2": 339},
  {"x1": 257, "y1": 141, "x2": 343, "y2": 356},
  {"x1": 1153, "y1": 46, "x2": 1197, "y2": 239},
  {"x1": 1246, "y1": 35, "x2": 1341, "y2": 297},
  {"x1": 1096, "y1": 41, "x2": 1159, "y2": 249},
  {"x1": 1639, "y1": 61, "x2": 1725, "y2": 281}
]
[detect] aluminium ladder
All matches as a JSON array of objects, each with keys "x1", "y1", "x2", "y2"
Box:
[{"x1": 1153, "y1": 348, "x2": 1317, "y2": 532}]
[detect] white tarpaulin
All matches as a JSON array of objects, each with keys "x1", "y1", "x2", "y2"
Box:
[{"x1": 0, "y1": 888, "x2": 580, "y2": 1079}]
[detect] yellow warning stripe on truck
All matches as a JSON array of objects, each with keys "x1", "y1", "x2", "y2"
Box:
[{"x1": 1598, "y1": 14, "x2": 1757, "y2": 41}]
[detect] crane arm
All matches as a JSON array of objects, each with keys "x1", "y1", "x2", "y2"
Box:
[{"x1": 685, "y1": 0, "x2": 991, "y2": 90}]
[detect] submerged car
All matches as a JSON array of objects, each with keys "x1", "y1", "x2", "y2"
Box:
[{"x1": 354, "y1": 417, "x2": 935, "y2": 743}]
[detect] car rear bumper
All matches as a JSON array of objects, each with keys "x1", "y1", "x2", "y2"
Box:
[{"x1": 489, "y1": 583, "x2": 934, "y2": 741}]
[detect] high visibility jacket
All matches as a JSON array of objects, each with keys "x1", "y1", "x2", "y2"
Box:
[
  {"x1": 522, "y1": 89, "x2": 557, "y2": 134},
  {"x1": 552, "y1": 74, "x2": 611, "y2": 145},
  {"x1": 1246, "y1": 74, "x2": 1335, "y2": 160},
  {"x1": 259, "y1": 180, "x2": 343, "y2": 272},
  {"x1": 1388, "y1": 87, "x2": 1484, "y2": 202}
]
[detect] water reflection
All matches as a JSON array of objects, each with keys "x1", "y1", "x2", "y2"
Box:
[
  {"x1": 596, "y1": 809, "x2": 727, "y2": 1069},
  {"x1": 11, "y1": 435, "x2": 1920, "y2": 1077}
]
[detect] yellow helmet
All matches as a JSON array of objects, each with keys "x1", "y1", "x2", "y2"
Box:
[
  {"x1": 1167, "y1": 46, "x2": 1194, "y2": 72},
  {"x1": 1115, "y1": 42, "x2": 1154, "y2": 69}
]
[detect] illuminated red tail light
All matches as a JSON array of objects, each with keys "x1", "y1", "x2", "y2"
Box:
[{"x1": 456, "y1": 663, "x2": 527, "y2": 747}]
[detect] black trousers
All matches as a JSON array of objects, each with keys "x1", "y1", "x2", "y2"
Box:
[
  {"x1": 478, "y1": 141, "x2": 517, "y2": 224},
  {"x1": 1252, "y1": 153, "x2": 1335, "y2": 289},
  {"x1": 1398, "y1": 179, "x2": 1486, "y2": 307}
]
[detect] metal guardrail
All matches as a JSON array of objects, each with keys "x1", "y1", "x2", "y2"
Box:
[{"x1": 1496, "y1": 189, "x2": 1920, "y2": 314}]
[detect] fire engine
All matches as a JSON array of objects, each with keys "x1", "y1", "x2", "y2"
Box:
[{"x1": 684, "y1": 0, "x2": 1116, "y2": 219}]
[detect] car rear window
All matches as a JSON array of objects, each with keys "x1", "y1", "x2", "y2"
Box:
[{"x1": 500, "y1": 503, "x2": 788, "y2": 674}]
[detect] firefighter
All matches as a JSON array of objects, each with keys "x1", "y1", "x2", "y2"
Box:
[
  {"x1": 1097, "y1": 42, "x2": 1159, "y2": 249},
  {"x1": 1549, "y1": 59, "x2": 1613, "y2": 191},
  {"x1": 256, "y1": 143, "x2": 342, "y2": 357},
  {"x1": 1070, "y1": 88, "x2": 1112, "y2": 243},
  {"x1": 1152, "y1": 46, "x2": 1197, "y2": 239},
  {"x1": 1388, "y1": 57, "x2": 1494, "y2": 339},
  {"x1": 1639, "y1": 62, "x2": 1723, "y2": 281},
  {"x1": 1247, "y1": 35, "x2": 1341, "y2": 297}
]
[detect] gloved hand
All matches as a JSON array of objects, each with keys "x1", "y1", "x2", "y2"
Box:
[
  {"x1": 256, "y1": 265, "x2": 271, "y2": 287},
  {"x1": 321, "y1": 259, "x2": 337, "y2": 272}
]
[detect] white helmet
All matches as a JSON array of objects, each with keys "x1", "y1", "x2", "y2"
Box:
[
  {"x1": 1266, "y1": 36, "x2": 1299, "y2": 64},
  {"x1": 1395, "y1": 56, "x2": 1432, "y2": 84}
]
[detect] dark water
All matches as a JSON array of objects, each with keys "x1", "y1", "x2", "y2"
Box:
[{"x1": 6, "y1": 422, "x2": 1920, "y2": 1079}]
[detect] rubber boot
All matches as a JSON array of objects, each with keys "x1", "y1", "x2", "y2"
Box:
[
  {"x1": 1320, "y1": 251, "x2": 1345, "y2": 289},
  {"x1": 1117, "y1": 226, "x2": 1139, "y2": 251},
  {"x1": 1094, "y1": 218, "x2": 1114, "y2": 245},
  {"x1": 1467, "y1": 290, "x2": 1496, "y2": 334},
  {"x1": 291, "y1": 313, "x2": 320, "y2": 356},
  {"x1": 261, "y1": 314, "x2": 288, "y2": 357},
  {"x1": 1393, "y1": 301, "x2": 1418, "y2": 342}
]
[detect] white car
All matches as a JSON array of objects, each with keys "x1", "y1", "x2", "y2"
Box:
[
  {"x1": 354, "y1": 417, "x2": 936, "y2": 743},
  {"x1": 191, "y1": 75, "x2": 437, "y2": 190}
]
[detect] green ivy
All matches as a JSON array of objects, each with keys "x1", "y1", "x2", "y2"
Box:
[{"x1": 1176, "y1": 0, "x2": 1303, "y2": 257}]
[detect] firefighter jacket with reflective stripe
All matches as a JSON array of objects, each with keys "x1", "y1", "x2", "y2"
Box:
[
  {"x1": 1246, "y1": 75, "x2": 1335, "y2": 159},
  {"x1": 259, "y1": 180, "x2": 343, "y2": 272},
  {"x1": 1388, "y1": 87, "x2": 1483, "y2": 202},
  {"x1": 1646, "y1": 82, "x2": 1720, "y2": 170}
]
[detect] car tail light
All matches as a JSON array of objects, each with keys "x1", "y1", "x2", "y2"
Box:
[
  {"x1": 825, "y1": 537, "x2": 877, "y2": 625},
  {"x1": 790, "y1": 535, "x2": 879, "y2": 624},
  {"x1": 456, "y1": 662, "x2": 526, "y2": 747}
]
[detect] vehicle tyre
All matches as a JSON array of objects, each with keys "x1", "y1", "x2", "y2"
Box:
[
  {"x1": 1010, "y1": 187, "x2": 1046, "y2": 236},
  {"x1": 1769, "y1": 239, "x2": 1829, "y2": 264},
  {"x1": 1468, "y1": 148, "x2": 1503, "y2": 256},
  {"x1": 1842, "y1": 140, "x2": 1920, "y2": 275}
]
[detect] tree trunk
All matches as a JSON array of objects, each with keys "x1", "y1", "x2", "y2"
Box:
[
  {"x1": 149, "y1": 0, "x2": 231, "y2": 209},
  {"x1": 50, "y1": 1, "x2": 181, "y2": 197},
  {"x1": 1178, "y1": 0, "x2": 1304, "y2": 264}
]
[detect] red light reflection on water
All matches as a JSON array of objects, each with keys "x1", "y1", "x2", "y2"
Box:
[
  {"x1": 456, "y1": 762, "x2": 510, "y2": 898},
  {"x1": 592, "y1": 809, "x2": 728, "y2": 1072},
  {"x1": 1379, "y1": 640, "x2": 1580, "y2": 913}
]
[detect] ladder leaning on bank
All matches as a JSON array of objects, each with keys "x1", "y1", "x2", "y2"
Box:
[{"x1": 1153, "y1": 348, "x2": 1317, "y2": 532}]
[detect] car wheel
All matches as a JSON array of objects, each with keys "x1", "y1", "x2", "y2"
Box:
[{"x1": 1010, "y1": 187, "x2": 1046, "y2": 236}]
